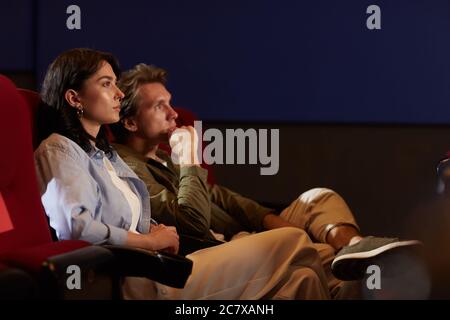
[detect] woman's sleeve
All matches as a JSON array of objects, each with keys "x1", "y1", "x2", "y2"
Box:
[{"x1": 34, "y1": 146, "x2": 128, "y2": 245}]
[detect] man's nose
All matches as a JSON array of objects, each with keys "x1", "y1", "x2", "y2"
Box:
[{"x1": 168, "y1": 106, "x2": 178, "y2": 120}]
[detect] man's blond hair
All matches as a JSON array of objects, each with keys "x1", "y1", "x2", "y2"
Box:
[
  {"x1": 111, "y1": 64, "x2": 168, "y2": 143},
  {"x1": 118, "y1": 63, "x2": 168, "y2": 119}
]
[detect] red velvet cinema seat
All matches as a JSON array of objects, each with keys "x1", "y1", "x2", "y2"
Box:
[{"x1": 0, "y1": 75, "x2": 118, "y2": 299}]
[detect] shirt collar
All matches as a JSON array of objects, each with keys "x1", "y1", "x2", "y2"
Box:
[{"x1": 88, "y1": 145, "x2": 118, "y2": 162}]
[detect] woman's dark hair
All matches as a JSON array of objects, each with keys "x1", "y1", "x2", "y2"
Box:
[{"x1": 40, "y1": 48, "x2": 121, "y2": 157}]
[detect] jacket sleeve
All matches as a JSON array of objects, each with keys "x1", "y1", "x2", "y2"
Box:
[
  {"x1": 208, "y1": 184, "x2": 273, "y2": 232},
  {"x1": 131, "y1": 162, "x2": 212, "y2": 238},
  {"x1": 34, "y1": 146, "x2": 128, "y2": 245}
]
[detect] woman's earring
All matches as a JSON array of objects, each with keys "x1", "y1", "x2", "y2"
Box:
[{"x1": 77, "y1": 106, "x2": 84, "y2": 119}]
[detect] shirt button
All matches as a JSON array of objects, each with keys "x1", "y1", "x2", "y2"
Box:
[{"x1": 124, "y1": 223, "x2": 130, "y2": 230}]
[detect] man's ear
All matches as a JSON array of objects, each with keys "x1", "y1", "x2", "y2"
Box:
[
  {"x1": 64, "y1": 89, "x2": 82, "y2": 109},
  {"x1": 122, "y1": 117, "x2": 138, "y2": 132}
]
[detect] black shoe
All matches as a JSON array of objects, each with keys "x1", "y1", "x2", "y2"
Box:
[{"x1": 331, "y1": 236, "x2": 422, "y2": 281}]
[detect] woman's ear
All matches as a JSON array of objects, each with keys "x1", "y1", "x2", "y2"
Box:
[
  {"x1": 122, "y1": 117, "x2": 138, "y2": 132},
  {"x1": 64, "y1": 89, "x2": 82, "y2": 109}
]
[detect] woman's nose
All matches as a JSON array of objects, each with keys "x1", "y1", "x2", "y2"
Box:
[{"x1": 115, "y1": 86, "x2": 125, "y2": 101}]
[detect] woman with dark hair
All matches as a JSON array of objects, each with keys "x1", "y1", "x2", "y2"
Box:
[
  {"x1": 34, "y1": 48, "x2": 334, "y2": 299},
  {"x1": 39, "y1": 48, "x2": 120, "y2": 157}
]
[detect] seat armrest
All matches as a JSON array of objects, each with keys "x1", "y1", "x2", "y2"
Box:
[
  {"x1": 41, "y1": 246, "x2": 115, "y2": 299},
  {"x1": 103, "y1": 245, "x2": 193, "y2": 289},
  {"x1": 0, "y1": 264, "x2": 38, "y2": 299}
]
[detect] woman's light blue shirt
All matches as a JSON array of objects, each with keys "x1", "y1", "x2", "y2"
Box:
[{"x1": 34, "y1": 133, "x2": 152, "y2": 245}]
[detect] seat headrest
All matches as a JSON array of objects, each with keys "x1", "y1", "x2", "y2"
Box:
[{"x1": 0, "y1": 75, "x2": 31, "y2": 188}]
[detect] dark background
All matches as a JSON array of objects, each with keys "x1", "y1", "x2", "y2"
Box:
[{"x1": 1, "y1": 0, "x2": 450, "y2": 235}]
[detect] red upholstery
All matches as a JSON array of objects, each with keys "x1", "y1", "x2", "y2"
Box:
[
  {"x1": 1, "y1": 241, "x2": 89, "y2": 274},
  {"x1": 171, "y1": 108, "x2": 216, "y2": 185},
  {"x1": 0, "y1": 263, "x2": 8, "y2": 272},
  {"x1": 0, "y1": 75, "x2": 91, "y2": 268},
  {"x1": 0, "y1": 194, "x2": 13, "y2": 233},
  {"x1": 17, "y1": 88, "x2": 42, "y2": 149},
  {"x1": 0, "y1": 76, "x2": 52, "y2": 253}
]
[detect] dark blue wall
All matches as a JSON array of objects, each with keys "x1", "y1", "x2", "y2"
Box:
[
  {"x1": 2, "y1": 0, "x2": 450, "y2": 123},
  {"x1": 0, "y1": 0, "x2": 34, "y2": 71}
]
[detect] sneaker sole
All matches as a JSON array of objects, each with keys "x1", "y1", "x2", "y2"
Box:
[{"x1": 331, "y1": 240, "x2": 423, "y2": 280}]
